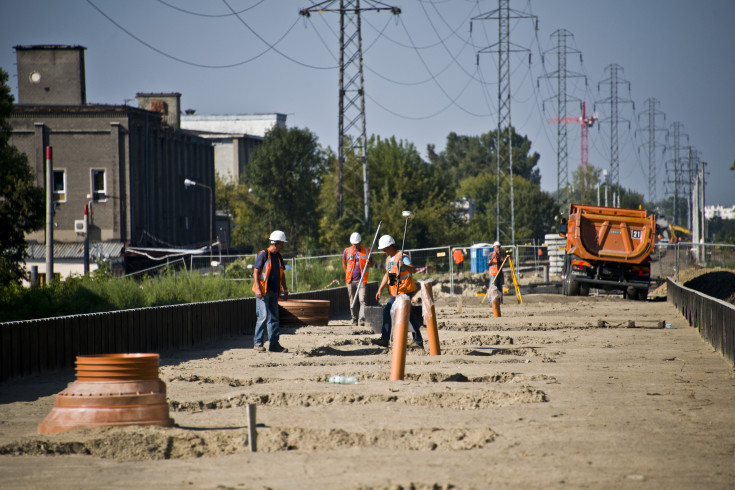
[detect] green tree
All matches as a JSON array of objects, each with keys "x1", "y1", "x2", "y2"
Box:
[
  {"x1": 239, "y1": 125, "x2": 326, "y2": 252},
  {"x1": 319, "y1": 136, "x2": 457, "y2": 250},
  {"x1": 457, "y1": 171, "x2": 555, "y2": 243},
  {"x1": 427, "y1": 126, "x2": 541, "y2": 193},
  {"x1": 0, "y1": 68, "x2": 44, "y2": 285}
]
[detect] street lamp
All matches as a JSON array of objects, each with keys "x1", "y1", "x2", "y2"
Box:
[{"x1": 184, "y1": 178, "x2": 213, "y2": 272}]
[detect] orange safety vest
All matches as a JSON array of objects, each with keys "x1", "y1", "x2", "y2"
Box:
[
  {"x1": 453, "y1": 249, "x2": 464, "y2": 264},
  {"x1": 252, "y1": 249, "x2": 285, "y2": 295},
  {"x1": 387, "y1": 252, "x2": 417, "y2": 297},
  {"x1": 345, "y1": 245, "x2": 370, "y2": 284},
  {"x1": 488, "y1": 250, "x2": 503, "y2": 275}
]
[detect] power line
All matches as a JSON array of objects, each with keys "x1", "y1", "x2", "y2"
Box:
[
  {"x1": 222, "y1": 0, "x2": 337, "y2": 70},
  {"x1": 155, "y1": 0, "x2": 266, "y2": 18},
  {"x1": 86, "y1": 0, "x2": 314, "y2": 69}
]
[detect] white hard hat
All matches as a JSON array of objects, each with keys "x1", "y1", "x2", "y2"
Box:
[
  {"x1": 493, "y1": 241, "x2": 501, "y2": 247},
  {"x1": 378, "y1": 235, "x2": 395, "y2": 250},
  {"x1": 350, "y1": 232, "x2": 362, "y2": 244},
  {"x1": 269, "y1": 230, "x2": 287, "y2": 242}
]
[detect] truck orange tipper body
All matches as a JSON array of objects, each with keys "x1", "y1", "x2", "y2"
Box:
[{"x1": 561, "y1": 204, "x2": 656, "y2": 300}]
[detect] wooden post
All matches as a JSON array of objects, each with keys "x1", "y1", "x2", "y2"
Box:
[
  {"x1": 247, "y1": 403, "x2": 257, "y2": 452},
  {"x1": 420, "y1": 282, "x2": 441, "y2": 355},
  {"x1": 389, "y1": 297, "x2": 410, "y2": 381}
]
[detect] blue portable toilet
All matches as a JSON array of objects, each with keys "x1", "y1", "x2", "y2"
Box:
[{"x1": 470, "y1": 243, "x2": 493, "y2": 273}]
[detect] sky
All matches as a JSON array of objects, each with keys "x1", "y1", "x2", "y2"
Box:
[{"x1": 1, "y1": 0, "x2": 734, "y2": 208}]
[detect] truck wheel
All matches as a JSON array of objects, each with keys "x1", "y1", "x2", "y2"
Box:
[
  {"x1": 561, "y1": 255, "x2": 572, "y2": 296},
  {"x1": 579, "y1": 284, "x2": 590, "y2": 296},
  {"x1": 626, "y1": 286, "x2": 639, "y2": 300},
  {"x1": 568, "y1": 276, "x2": 580, "y2": 296},
  {"x1": 637, "y1": 289, "x2": 648, "y2": 301}
]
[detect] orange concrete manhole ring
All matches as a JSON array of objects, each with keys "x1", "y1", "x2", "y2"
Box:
[
  {"x1": 279, "y1": 299, "x2": 330, "y2": 326},
  {"x1": 38, "y1": 353, "x2": 174, "y2": 434}
]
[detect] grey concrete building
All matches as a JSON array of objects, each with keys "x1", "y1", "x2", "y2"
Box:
[
  {"x1": 9, "y1": 45, "x2": 215, "y2": 277},
  {"x1": 181, "y1": 113, "x2": 286, "y2": 182}
]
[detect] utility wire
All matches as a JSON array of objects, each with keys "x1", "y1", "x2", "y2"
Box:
[
  {"x1": 221, "y1": 0, "x2": 336, "y2": 70},
  {"x1": 398, "y1": 17, "x2": 490, "y2": 117},
  {"x1": 86, "y1": 0, "x2": 308, "y2": 69},
  {"x1": 155, "y1": 0, "x2": 266, "y2": 17}
]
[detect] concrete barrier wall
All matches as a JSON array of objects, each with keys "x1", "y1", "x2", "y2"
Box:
[
  {"x1": 0, "y1": 283, "x2": 378, "y2": 382},
  {"x1": 667, "y1": 278, "x2": 735, "y2": 368}
]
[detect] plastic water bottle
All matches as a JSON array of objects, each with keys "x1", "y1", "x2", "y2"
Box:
[{"x1": 326, "y1": 375, "x2": 358, "y2": 384}]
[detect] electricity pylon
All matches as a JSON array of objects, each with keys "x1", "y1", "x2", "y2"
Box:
[
  {"x1": 539, "y1": 29, "x2": 586, "y2": 206},
  {"x1": 595, "y1": 64, "x2": 634, "y2": 190},
  {"x1": 636, "y1": 98, "x2": 667, "y2": 204},
  {"x1": 299, "y1": 1, "x2": 400, "y2": 231},
  {"x1": 472, "y1": 0, "x2": 537, "y2": 245},
  {"x1": 664, "y1": 122, "x2": 689, "y2": 227}
]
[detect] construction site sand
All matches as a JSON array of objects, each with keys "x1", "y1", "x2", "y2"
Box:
[{"x1": 1, "y1": 291, "x2": 735, "y2": 489}]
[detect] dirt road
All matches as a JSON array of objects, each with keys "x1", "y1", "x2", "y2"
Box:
[{"x1": 1, "y1": 293, "x2": 734, "y2": 489}]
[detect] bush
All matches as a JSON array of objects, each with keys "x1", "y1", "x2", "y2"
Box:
[{"x1": 0, "y1": 271, "x2": 256, "y2": 322}]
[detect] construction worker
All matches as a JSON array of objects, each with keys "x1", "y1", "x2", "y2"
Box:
[
  {"x1": 342, "y1": 232, "x2": 373, "y2": 326},
  {"x1": 487, "y1": 241, "x2": 505, "y2": 304},
  {"x1": 371, "y1": 235, "x2": 424, "y2": 349},
  {"x1": 452, "y1": 248, "x2": 465, "y2": 274},
  {"x1": 252, "y1": 230, "x2": 289, "y2": 353}
]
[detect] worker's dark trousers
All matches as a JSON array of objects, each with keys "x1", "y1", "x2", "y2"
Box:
[{"x1": 380, "y1": 293, "x2": 423, "y2": 343}]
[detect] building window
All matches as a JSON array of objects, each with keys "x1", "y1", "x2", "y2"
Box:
[
  {"x1": 91, "y1": 169, "x2": 106, "y2": 201},
  {"x1": 53, "y1": 170, "x2": 66, "y2": 202}
]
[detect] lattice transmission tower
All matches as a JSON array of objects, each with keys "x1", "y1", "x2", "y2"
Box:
[
  {"x1": 299, "y1": 1, "x2": 400, "y2": 231},
  {"x1": 636, "y1": 98, "x2": 667, "y2": 204},
  {"x1": 664, "y1": 122, "x2": 689, "y2": 227},
  {"x1": 539, "y1": 29, "x2": 586, "y2": 207},
  {"x1": 595, "y1": 64, "x2": 634, "y2": 190},
  {"x1": 472, "y1": 0, "x2": 536, "y2": 245}
]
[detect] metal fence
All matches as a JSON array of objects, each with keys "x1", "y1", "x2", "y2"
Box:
[
  {"x1": 182, "y1": 241, "x2": 735, "y2": 296},
  {"x1": 652, "y1": 242, "x2": 735, "y2": 281},
  {"x1": 667, "y1": 278, "x2": 735, "y2": 367}
]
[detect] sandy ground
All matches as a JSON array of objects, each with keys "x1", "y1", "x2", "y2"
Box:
[{"x1": 1, "y1": 292, "x2": 735, "y2": 489}]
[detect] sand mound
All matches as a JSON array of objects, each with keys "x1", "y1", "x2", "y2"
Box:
[
  {"x1": 650, "y1": 268, "x2": 735, "y2": 302},
  {"x1": 683, "y1": 270, "x2": 735, "y2": 304}
]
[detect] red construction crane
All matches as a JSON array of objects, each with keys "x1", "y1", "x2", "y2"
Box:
[{"x1": 548, "y1": 101, "x2": 598, "y2": 169}]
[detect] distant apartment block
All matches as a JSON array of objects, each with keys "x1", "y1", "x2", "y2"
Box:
[
  {"x1": 704, "y1": 205, "x2": 735, "y2": 220},
  {"x1": 181, "y1": 113, "x2": 286, "y2": 182}
]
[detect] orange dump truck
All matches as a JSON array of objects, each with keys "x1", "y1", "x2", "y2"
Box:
[{"x1": 559, "y1": 204, "x2": 656, "y2": 300}]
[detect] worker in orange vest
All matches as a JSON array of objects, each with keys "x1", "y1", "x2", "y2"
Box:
[
  {"x1": 342, "y1": 232, "x2": 373, "y2": 326},
  {"x1": 452, "y1": 248, "x2": 465, "y2": 274},
  {"x1": 487, "y1": 241, "x2": 505, "y2": 304},
  {"x1": 252, "y1": 230, "x2": 289, "y2": 353},
  {"x1": 371, "y1": 235, "x2": 424, "y2": 350}
]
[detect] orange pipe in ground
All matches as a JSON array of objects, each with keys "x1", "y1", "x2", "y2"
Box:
[
  {"x1": 38, "y1": 353, "x2": 174, "y2": 434},
  {"x1": 420, "y1": 282, "x2": 441, "y2": 355},
  {"x1": 492, "y1": 297, "x2": 501, "y2": 317},
  {"x1": 389, "y1": 297, "x2": 410, "y2": 380}
]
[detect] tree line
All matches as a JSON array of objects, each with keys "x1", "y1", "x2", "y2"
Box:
[{"x1": 219, "y1": 124, "x2": 571, "y2": 254}]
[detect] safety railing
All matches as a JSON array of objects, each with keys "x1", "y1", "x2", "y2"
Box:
[{"x1": 667, "y1": 278, "x2": 735, "y2": 367}]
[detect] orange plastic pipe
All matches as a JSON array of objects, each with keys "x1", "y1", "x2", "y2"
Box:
[
  {"x1": 492, "y1": 296, "x2": 501, "y2": 318},
  {"x1": 38, "y1": 353, "x2": 174, "y2": 434},
  {"x1": 389, "y1": 297, "x2": 410, "y2": 380},
  {"x1": 420, "y1": 282, "x2": 441, "y2": 355}
]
